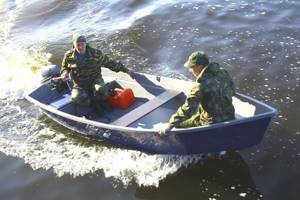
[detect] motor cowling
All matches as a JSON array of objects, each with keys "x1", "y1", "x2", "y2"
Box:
[{"x1": 40, "y1": 65, "x2": 61, "y2": 82}]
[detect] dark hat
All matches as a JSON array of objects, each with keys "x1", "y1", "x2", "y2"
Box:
[
  {"x1": 72, "y1": 33, "x2": 86, "y2": 44},
  {"x1": 184, "y1": 51, "x2": 209, "y2": 68}
]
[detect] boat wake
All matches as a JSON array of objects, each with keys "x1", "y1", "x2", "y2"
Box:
[
  {"x1": 0, "y1": 99, "x2": 205, "y2": 187},
  {"x1": 0, "y1": 0, "x2": 217, "y2": 188}
]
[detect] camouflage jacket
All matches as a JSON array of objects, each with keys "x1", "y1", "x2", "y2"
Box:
[
  {"x1": 61, "y1": 45, "x2": 129, "y2": 88},
  {"x1": 169, "y1": 62, "x2": 235, "y2": 128}
]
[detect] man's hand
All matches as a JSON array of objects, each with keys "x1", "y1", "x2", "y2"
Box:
[
  {"x1": 158, "y1": 124, "x2": 172, "y2": 136},
  {"x1": 52, "y1": 76, "x2": 63, "y2": 82},
  {"x1": 60, "y1": 72, "x2": 69, "y2": 81}
]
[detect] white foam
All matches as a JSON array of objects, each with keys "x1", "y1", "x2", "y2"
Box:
[
  {"x1": 0, "y1": 103, "x2": 203, "y2": 187},
  {"x1": 0, "y1": 42, "x2": 50, "y2": 99}
]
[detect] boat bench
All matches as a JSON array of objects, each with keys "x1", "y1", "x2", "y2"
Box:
[
  {"x1": 111, "y1": 90, "x2": 182, "y2": 127},
  {"x1": 49, "y1": 94, "x2": 71, "y2": 109}
]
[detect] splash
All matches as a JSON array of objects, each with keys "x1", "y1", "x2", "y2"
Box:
[
  {"x1": 0, "y1": 42, "x2": 50, "y2": 99},
  {"x1": 0, "y1": 0, "x2": 50, "y2": 99}
]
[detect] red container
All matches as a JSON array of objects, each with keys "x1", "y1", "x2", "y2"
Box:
[{"x1": 107, "y1": 88, "x2": 135, "y2": 109}]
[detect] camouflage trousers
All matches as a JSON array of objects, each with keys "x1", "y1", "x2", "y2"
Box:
[
  {"x1": 176, "y1": 113, "x2": 202, "y2": 128},
  {"x1": 71, "y1": 79, "x2": 121, "y2": 106},
  {"x1": 176, "y1": 112, "x2": 234, "y2": 128}
]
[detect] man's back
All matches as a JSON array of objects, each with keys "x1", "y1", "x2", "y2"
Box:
[{"x1": 197, "y1": 62, "x2": 235, "y2": 125}]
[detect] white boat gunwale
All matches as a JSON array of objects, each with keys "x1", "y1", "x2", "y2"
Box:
[{"x1": 25, "y1": 90, "x2": 277, "y2": 135}]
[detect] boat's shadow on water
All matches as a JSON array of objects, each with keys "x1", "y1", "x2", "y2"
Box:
[{"x1": 135, "y1": 152, "x2": 262, "y2": 200}]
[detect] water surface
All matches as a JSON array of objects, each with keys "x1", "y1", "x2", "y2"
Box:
[{"x1": 0, "y1": 0, "x2": 299, "y2": 199}]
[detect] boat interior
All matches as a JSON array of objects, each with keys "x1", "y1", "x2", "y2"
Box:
[{"x1": 28, "y1": 70, "x2": 274, "y2": 129}]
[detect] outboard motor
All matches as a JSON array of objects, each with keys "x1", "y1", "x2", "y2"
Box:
[
  {"x1": 49, "y1": 78, "x2": 69, "y2": 93},
  {"x1": 41, "y1": 65, "x2": 69, "y2": 93},
  {"x1": 40, "y1": 64, "x2": 61, "y2": 83}
]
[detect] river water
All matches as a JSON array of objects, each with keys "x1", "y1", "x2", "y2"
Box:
[{"x1": 0, "y1": 0, "x2": 299, "y2": 200}]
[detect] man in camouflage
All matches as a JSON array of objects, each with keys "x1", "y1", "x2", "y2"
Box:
[
  {"x1": 60, "y1": 34, "x2": 133, "y2": 107},
  {"x1": 158, "y1": 51, "x2": 235, "y2": 135}
]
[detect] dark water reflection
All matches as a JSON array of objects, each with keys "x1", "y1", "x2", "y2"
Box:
[{"x1": 136, "y1": 152, "x2": 262, "y2": 200}]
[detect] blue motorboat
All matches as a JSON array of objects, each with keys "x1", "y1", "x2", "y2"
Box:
[{"x1": 26, "y1": 66, "x2": 277, "y2": 155}]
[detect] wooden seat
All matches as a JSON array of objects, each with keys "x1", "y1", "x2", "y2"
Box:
[{"x1": 111, "y1": 90, "x2": 182, "y2": 127}]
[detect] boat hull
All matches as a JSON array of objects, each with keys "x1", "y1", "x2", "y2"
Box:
[{"x1": 43, "y1": 109, "x2": 273, "y2": 155}]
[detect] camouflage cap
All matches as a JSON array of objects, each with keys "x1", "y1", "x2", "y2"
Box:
[
  {"x1": 72, "y1": 33, "x2": 86, "y2": 44},
  {"x1": 184, "y1": 51, "x2": 209, "y2": 68}
]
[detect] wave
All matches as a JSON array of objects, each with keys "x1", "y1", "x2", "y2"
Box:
[{"x1": 0, "y1": 0, "x2": 207, "y2": 188}]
